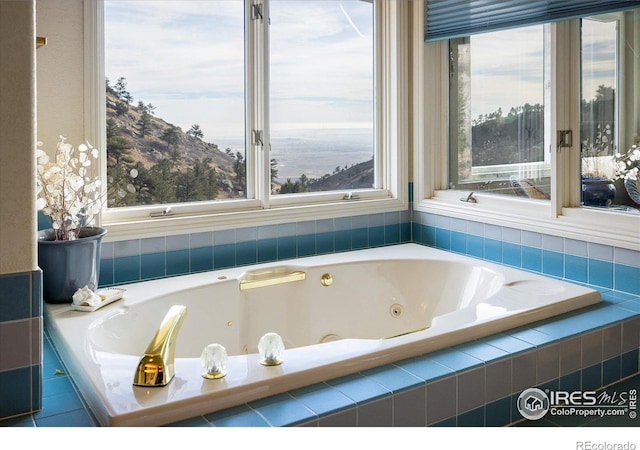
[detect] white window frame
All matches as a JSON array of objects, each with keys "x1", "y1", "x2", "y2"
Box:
[
  {"x1": 447, "y1": 28, "x2": 552, "y2": 190},
  {"x1": 413, "y1": 1, "x2": 639, "y2": 251},
  {"x1": 86, "y1": 0, "x2": 408, "y2": 240}
]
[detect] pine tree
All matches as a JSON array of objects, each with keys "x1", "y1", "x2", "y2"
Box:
[{"x1": 187, "y1": 124, "x2": 204, "y2": 139}]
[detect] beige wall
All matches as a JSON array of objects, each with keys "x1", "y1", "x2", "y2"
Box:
[
  {"x1": 36, "y1": 0, "x2": 85, "y2": 148},
  {"x1": 0, "y1": 1, "x2": 37, "y2": 274},
  {"x1": 0, "y1": 0, "x2": 85, "y2": 275}
]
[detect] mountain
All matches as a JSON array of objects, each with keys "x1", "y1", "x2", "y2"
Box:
[
  {"x1": 106, "y1": 89, "x2": 242, "y2": 200},
  {"x1": 105, "y1": 85, "x2": 373, "y2": 204},
  {"x1": 307, "y1": 159, "x2": 374, "y2": 191}
]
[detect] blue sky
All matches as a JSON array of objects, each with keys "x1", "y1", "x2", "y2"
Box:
[{"x1": 105, "y1": 0, "x2": 374, "y2": 143}]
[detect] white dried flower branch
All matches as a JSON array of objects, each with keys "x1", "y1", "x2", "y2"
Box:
[
  {"x1": 36, "y1": 136, "x2": 104, "y2": 240},
  {"x1": 612, "y1": 145, "x2": 640, "y2": 182}
]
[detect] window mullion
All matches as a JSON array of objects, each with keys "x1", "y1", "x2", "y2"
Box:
[
  {"x1": 88, "y1": 0, "x2": 106, "y2": 225},
  {"x1": 550, "y1": 20, "x2": 582, "y2": 216},
  {"x1": 376, "y1": 0, "x2": 408, "y2": 200},
  {"x1": 246, "y1": 0, "x2": 270, "y2": 207}
]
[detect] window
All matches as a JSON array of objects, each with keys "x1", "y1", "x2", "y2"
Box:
[
  {"x1": 414, "y1": 2, "x2": 640, "y2": 249},
  {"x1": 580, "y1": 13, "x2": 640, "y2": 213},
  {"x1": 269, "y1": 1, "x2": 374, "y2": 195},
  {"x1": 95, "y1": 0, "x2": 407, "y2": 236},
  {"x1": 449, "y1": 25, "x2": 551, "y2": 200},
  {"x1": 104, "y1": 1, "x2": 247, "y2": 207},
  {"x1": 580, "y1": 15, "x2": 617, "y2": 208}
]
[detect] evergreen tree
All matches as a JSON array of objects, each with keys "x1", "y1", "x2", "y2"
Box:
[
  {"x1": 279, "y1": 177, "x2": 309, "y2": 194},
  {"x1": 147, "y1": 159, "x2": 177, "y2": 204},
  {"x1": 162, "y1": 126, "x2": 180, "y2": 150},
  {"x1": 115, "y1": 101, "x2": 129, "y2": 116},
  {"x1": 233, "y1": 151, "x2": 245, "y2": 185},
  {"x1": 106, "y1": 119, "x2": 133, "y2": 165},
  {"x1": 270, "y1": 158, "x2": 278, "y2": 182},
  {"x1": 187, "y1": 124, "x2": 204, "y2": 139},
  {"x1": 106, "y1": 77, "x2": 115, "y2": 96},
  {"x1": 114, "y1": 77, "x2": 133, "y2": 104},
  {"x1": 176, "y1": 158, "x2": 218, "y2": 201},
  {"x1": 137, "y1": 109, "x2": 151, "y2": 137},
  {"x1": 106, "y1": 119, "x2": 138, "y2": 206}
]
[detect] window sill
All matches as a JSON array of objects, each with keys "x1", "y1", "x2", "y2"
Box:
[
  {"x1": 415, "y1": 191, "x2": 640, "y2": 251},
  {"x1": 100, "y1": 195, "x2": 408, "y2": 242}
]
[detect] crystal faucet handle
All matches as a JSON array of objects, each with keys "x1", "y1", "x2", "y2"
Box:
[
  {"x1": 258, "y1": 332, "x2": 284, "y2": 366},
  {"x1": 201, "y1": 343, "x2": 228, "y2": 379}
]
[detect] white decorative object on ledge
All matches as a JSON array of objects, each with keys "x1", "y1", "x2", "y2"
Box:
[{"x1": 70, "y1": 288, "x2": 125, "y2": 312}]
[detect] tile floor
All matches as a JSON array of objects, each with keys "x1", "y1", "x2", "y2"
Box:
[{"x1": 0, "y1": 333, "x2": 97, "y2": 427}]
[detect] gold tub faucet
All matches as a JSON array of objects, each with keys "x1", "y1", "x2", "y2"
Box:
[{"x1": 133, "y1": 305, "x2": 187, "y2": 387}]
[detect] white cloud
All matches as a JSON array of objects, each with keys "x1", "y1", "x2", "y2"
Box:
[
  {"x1": 466, "y1": 21, "x2": 617, "y2": 119},
  {"x1": 469, "y1": 25, "x2": 545, "y2": 119},
  {"x1": 105, "y1": 0, "x2": 374, "y2": 141},
  {"x1": 581, "y1": 18, "x2": 617, "y2": 101}
]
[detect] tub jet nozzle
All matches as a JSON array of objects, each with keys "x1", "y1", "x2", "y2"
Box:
[{"x1": 258, "y1": 332, "x2": 284, "y2": 366}]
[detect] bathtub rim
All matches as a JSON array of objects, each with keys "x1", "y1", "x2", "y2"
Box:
[{"x1": 44, "y1": 243, "x2": 602, "y2": 426}]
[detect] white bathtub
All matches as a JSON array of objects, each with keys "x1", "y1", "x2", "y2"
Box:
[{"x1": 44, "y1": 243, "x2": 601, "y2": 426}]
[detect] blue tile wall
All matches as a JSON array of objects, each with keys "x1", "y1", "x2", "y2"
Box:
[
  {"x1": 412, "y1": 210, "x2": 640, "y2": 295},
  {"x1": 98, "y1": 211, "x2": 412, "y2": 287},
  {"x1": 0, "y1": 269, "x2": 43, "y2": 420}
]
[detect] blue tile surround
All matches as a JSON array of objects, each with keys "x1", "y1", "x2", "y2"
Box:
[
  {"x1": 96, "y1": 211, "x2": 412, "y2": 287},
  {"x1": 0, "y1": 270, "x2": 43, "y2": 418},
  {"x1": 411, "y1": 211, "x2": 640, "y2": 296},
  {"x1": 2, "y1": 206, "x2": 638, "y2": 426}
]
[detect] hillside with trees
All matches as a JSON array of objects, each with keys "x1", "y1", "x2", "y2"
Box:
[
  {"x1": 282, "y1": 159, "x2": 374, "y2": 193},
  {"x1": 106, "y1": 77, "x2": 615, "y2": 205},
  {"x1": 471, "y1": 104, "x2": 544, "y2": 166},
  {"x1": 106, "y1": 77, "x2": 245, "y2": 207},
  {"x1": 468, "y1": 84, "x2": 615, "y2": 168},
  {"x1": 106, "y1": 77, "x2": 378, "y2": 205}
]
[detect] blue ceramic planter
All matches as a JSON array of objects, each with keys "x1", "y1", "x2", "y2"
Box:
[
  {"x1": 38, "y1": 227, "x2": 107, "y2": 303},
  {"x1": 581, "y1": 177, "x2": 616, "y2": 207}
]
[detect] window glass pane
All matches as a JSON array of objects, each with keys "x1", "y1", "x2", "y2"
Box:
[
  {"x1": 104, "y1": 1, "x2": 246, "y2": 208},
  {"x1": 581, "y1": 11, "x2": 640, "y2": 213},
  {"x1": 450, "y1": 25, "x2": 551, "y2": 200},
  {"x1": 269, "y1": 0, "x2": 374, "y2": 195}
]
